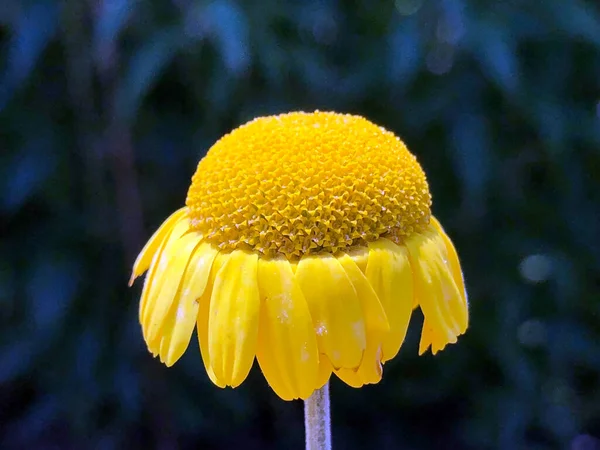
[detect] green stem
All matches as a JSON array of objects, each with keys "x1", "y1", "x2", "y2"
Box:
[{"x1": 304, "y1": 382, "x2": 332, "y2": 450}]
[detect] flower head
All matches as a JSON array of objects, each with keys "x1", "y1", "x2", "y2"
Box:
[{"x1": 130, "y1": 111, "x2": 468, "y2": 401}]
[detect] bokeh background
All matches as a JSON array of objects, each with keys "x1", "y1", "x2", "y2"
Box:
[{"x1": 2, "y1": 0, "x2": 600, "y2": 449}]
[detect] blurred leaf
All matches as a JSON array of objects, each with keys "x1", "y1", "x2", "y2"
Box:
[
  {"x1": 1, "y1": 143, "x2": 57, "y2": 213},
  {"x1": 93, "y1": 0, "x2": 135, "y2": 58},
  {"x1": 115, "y1": 27, "x2": 184, "y2": 121},
  {"x1": 531, "y1": 99, "x2": 565, "y2": 154},
  {"x1": 4, "y1": 396, "x2": 60, "y2": 446},
  {"x1": 113, "y1": 361, "x2": 141, "y2": 416},
  {"x1": 468, "y1": 21, "x2": 520, "y2": 95},
  {"x1": 0, "y1": 0, "x2": 58, "y2": 109},
  {"x1": 71, "y1": 327, "x2": 102, "y2": 406},
  {"x1": 0, "y1": 339, "x2": 36, "y2": 384},
  {"x1": 188, "y1": 0, "x2": 250, "y2": 75},
  {"x1": 548, "y1": 0, "x2": 600, "y2": 45},
  {"x1": 449, "y1": 112, "x2": 491, "y2": 217},
  {"x1": 26, "y1": 254, "x2": 80, "y2": 339},
  {"x1": 387, "y1": 18, "x2": 421, "y2": 86}
]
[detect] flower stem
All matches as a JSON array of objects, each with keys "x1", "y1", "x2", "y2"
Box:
[{"x1": 304, "y1": 382, "x2": 332, "y2": 450}]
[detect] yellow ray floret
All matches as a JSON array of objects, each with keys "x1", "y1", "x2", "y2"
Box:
[
  {"x1": 130, "y1": 111, "x2": 469, "y2": 400},
  {"x1": 256, "y1": 257, "x2": 320, "y2": 400}
]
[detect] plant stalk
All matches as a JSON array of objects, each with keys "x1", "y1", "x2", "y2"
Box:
[{"x1": 304, "y1": 382, "x2": 331, "y2": 450}]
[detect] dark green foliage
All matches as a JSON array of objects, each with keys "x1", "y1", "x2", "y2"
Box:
[{"x1": 1, "y1": 0, "x2": 599, "y2": 448}]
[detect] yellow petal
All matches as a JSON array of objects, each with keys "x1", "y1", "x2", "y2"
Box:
[
  {"x1": 196, "y1": 252, "x2": 227, "y2": 388},
  {"x1": 358, "y1": 337, "x2": 384, "y2": 384},
  {"x1": 296, "y1": 255, "x2": 366, "y2": 369},
  {"x1": 316, "y1": 354, "x2": 332, "y2": 390},
  {"x1": 140, "y1": 248, "x2": 164, "y2": 331},
  {"x1": 334, "y1": 366, "x2": 362, "y2": 388},
  {"x1": 430, "y1": 216, "x2": 469, "y2": 332},
  {"x1": 365, "y1": 239, "x2": 414, "y2": 363},
  {"x1": 334, "y1": 250, "x2": 388, "y2": 387},
  {"x1": 208, "y1": 250, "x2": 260, "y2": 387},
  {"x1": 418, "y1": 323, "x2": 434, "y2": 355},
  {"x1": 419, "y1": 320, "x2": 457, "y2": 355},
  {"x1": 143, "y1": 232, "x2": 202, "y2": 348},
  {"x1": 428, "y1": 226, "x2": 467, "y2": 334},
  {"x1": 257, "y1": 326, "x2": 292, "y2": 400},
  {"x1": 338, "y1": 250, "x2": 389, "y2": 334},
  {"x1": 406, "y1": 227, "x2": 466, "y2": 350},
  {"x1": 129, "y1": 208, "x2": 187, "y2": 286},
  {"x1": 157, "y1": 242, "x2": 219, "y2": 366},
  {"x1": 256, "y1": 257, "x2": 319, "y2": 400},
  {"x1": 335, "y1": 333, "x2": 384, "y2": 388},
  {"x1": 139, "y1": 217, "x2": 190, "y2": 329}
]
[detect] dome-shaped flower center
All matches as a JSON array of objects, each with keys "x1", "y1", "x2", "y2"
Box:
[{"x1": 186, "y1": 111, "x2": 432, "y2": 259}]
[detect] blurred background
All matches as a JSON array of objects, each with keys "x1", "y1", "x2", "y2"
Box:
[{"x1": 1, "y1": 0, "x2": 600, "y2": 449}]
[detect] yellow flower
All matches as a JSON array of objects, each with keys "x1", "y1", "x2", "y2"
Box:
[{"x1": 130, "y1": 111, "x2": 468, "y2": 401}]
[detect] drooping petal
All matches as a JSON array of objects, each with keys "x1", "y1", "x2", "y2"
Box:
[
  {"x1": 139, "y1": 216, "x2": 190, "y2": 329},
  {"x1": 334, "y1": 249, "x2": 388, "y2": 387},
  {"x1": 130, "y1": 208, "x2": 187, "y2": 285},
  {"x1": 334, "y1": 367, "x2": 362, "y2": 388},
  {"x1": 433, "y1": 226, "x2": 467, "y2": 334},
  {"x1": 256, "y1": 257, "x2": 319, "y2": 400},
  {"x1": 157, "y1": 242, "x2": 219, "y2": 366},
  {"x1": 334, "y1": 333, "x2": 384, "y2": 387},
  {"x1": 357, "y1": 336, "x2": 384, "y2": 384},
  {"x1": 140, "y1": 247, "x2": 165, "y2": 332},
  {"x1": 208, "y1": 250, "x2": 260, "y2": 387},
  {"x1": 418, "y1": 323, "x2": 434, "y2": 356},
  {"x1": 338, "y1": 250, "x2": 389, "y2": 334},
  {"x1": 316, "y1": 354, "x2": 332, "y2": 390},
  {"x1": 256, "y1": 325, "x2": 292, "y2": 400},
  {"x1": 430, "y1": 216, "x2": 469, "y2": 332},
  {"x1": 196, "y1": 252, "x2": 227, "y2": 388},
  {"x1": 365, "y1": 239, "x2": 414, "y2": 363},
  {"x1": 144, "y1": 232, "x2": 203, "y2": 349},
  {"x1": 419, "y1": 319, "x2": 457, "y2": 355},
  {"x1": 296, "y1": 254, "x2": 366, "y2": 369},
  {"x1": 406, "y1": 226, "x2": 467, "y2": 353}
]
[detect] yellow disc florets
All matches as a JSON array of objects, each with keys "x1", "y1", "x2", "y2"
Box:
[{"x1": 186, "y1": 111, "x2": 432, "y2": 259}]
